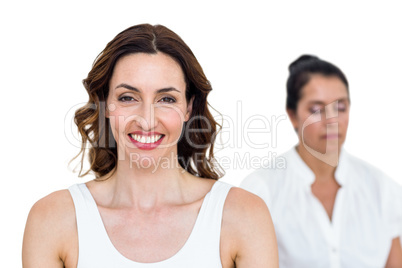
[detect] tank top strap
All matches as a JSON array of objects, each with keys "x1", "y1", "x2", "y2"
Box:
[
  {"x1": 183, "y1": 181, "x2": 233, "y2": 255},
  {"x1": 195, "y1": 180, "x2": 233, "y2": 229},
  {"x1": 68, "y1": 183, "x2": 105, "y2": 233},
  {"x1": 68, "y1": 183, "x2": 116, "y2": 266}
]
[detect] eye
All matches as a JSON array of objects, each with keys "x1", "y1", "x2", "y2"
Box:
[
  {"x1": 336, "y1": 102, "x2": 347, "y2": 112},
  {"x1": 159, "y1": 96, "x2": 176, "y2": 103},
  {"x1": 309, "y1": 105, "x2": 323, "y2": 114},
  {"x1": 118, "y1": 96, "x2": 136, "y2": 102}
]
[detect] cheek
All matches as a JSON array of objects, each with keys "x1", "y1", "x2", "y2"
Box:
[
  {"x1": 302, "y1": 121, "x2": 322, "y2": 140},
  {"x1": 339, "y1": 114, "x2": 349, "y2": 132},
  {"x1": 157, "y1": 107, "x2": 186, "y2": 129},
  {"x1": 107, "y1": 108, "x2": 134, "y2": 139},
  {"x1": 296, "y1": 111, "x2": 322, "y2": 137}
]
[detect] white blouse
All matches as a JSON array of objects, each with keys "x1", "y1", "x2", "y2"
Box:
[{"x1": 241, "y1": 147, "x2": 402, "y2": 268}]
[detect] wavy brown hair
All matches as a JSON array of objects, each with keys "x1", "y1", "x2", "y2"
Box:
[{"x1": 74, "y1": 24, "x2": 223, "y2": 180}]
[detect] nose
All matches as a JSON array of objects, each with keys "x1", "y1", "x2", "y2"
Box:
[
  {"x1": 325, "y1": 102, "x2": 339, "y2": 123},
  {"x1": 135, "y1": 103, "x2": 158, "y2": 131}
]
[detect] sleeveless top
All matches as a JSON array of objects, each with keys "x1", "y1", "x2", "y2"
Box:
[{"x1": 68, "y1": 181, "x2": 233, "y2": 268}]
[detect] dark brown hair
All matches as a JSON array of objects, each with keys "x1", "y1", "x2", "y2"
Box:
[
  {"x1": 74, "y1": 24, "x2": 223, "y2": 180},
  {"x1": 286, "y1": 54, "x2": 349, "y2": 111}
]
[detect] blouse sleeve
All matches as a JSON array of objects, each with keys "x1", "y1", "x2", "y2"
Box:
[
  {"x1": 385, "y1": 177, "x2": 402, "y2": 239},
  {"x1": 240, "y1": 170, "x2": 272, "y2": 209}
]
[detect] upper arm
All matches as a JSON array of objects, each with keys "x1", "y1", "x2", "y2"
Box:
[
  {"x1": 221, "y1": 187, "x2": 278, "y2": 268},
  {"x1": 386, "y1": 237, "x2": 402, "y2": 268},
  {"x1": 22, "y1": 190, "x2": 77, "y2": 268},
  {"x1": 384, "y1": 179, "x2": 402, "y2": 267}
]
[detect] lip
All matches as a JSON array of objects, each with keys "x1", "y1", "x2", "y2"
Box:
[{"x1": 128, "y1": 131, "x2": 165, "y2": 150}]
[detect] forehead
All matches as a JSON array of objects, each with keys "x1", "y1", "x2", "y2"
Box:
[
  {"x1": 299, "y1": 74, "x2": 349, "y2": 104},
  {"x1": 110, "y1": 52, "x2": 186, "y2": 89}
]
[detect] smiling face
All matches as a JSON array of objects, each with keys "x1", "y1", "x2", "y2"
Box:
[
  {"x1": 106, "y1": 52, "x2": 192, "y2": 164},
  {"x1": 287, "y1": 74, "x2": 350, "y2": 156}
]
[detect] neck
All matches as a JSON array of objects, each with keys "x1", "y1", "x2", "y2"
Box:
[
  {"x1": 103, "y1": 153, "x2": 192, "y2": 210},
  {"x1": 296, "y1": 144, "x2": 340, "y2": 181}
]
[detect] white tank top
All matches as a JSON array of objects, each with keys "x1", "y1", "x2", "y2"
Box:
[{"x1": 68, "y1": 181, "x2": 233, "y2": 268}]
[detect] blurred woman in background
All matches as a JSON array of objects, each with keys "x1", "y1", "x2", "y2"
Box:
[{"x1": 242, "y1": 55, "x2": 402, "y2": 268}]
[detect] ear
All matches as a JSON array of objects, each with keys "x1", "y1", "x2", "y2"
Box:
[
  {"x1": 185, "y1": 96, "x2": 194, "y2": 122},
  {"x1": 286, "y1": 108, "x2": 299, "y2": 132}
]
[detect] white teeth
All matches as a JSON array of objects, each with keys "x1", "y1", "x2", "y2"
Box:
[{"x1": 130, "y1": 134, "x2": 162, "y2": 144}]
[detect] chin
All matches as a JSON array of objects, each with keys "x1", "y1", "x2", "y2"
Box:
[{"x1": 303, "y1": 141, "x2": 338, "y2": 156}]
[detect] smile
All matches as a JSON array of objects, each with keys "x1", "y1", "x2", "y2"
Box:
[{"x1": 129, "y1": 134, "x2": 163, "y2": 144}]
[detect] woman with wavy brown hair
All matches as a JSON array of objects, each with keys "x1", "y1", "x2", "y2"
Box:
[{"x1": 22, "y1": 24, "x2": 278, "y2": 268}]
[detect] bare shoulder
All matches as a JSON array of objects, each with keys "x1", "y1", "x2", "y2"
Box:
[
  {"x1": 223, "y1": 187, "x2": 273, "y2": 229},
  {"x1": 221, "y1": 187, "x2": 278, "y2": 268},
  {"x1": 27, "y1": 189, "x2": 76, "y2": 229},
  {"x1": 22, "y1": 189, "x2": 77, "y2": 267}
]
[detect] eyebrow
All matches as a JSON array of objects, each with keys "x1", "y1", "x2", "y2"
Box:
[
  {"x1": 115, "y1": 83, "x2": 181, "y2": 94},
  {"x1": 308, "y1": 97, "x2": 349, "y2": 105}
]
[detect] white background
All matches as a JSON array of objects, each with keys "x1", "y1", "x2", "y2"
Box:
[{"x1": 1, "y1": 0, "x2": 402, "y2": 266}]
